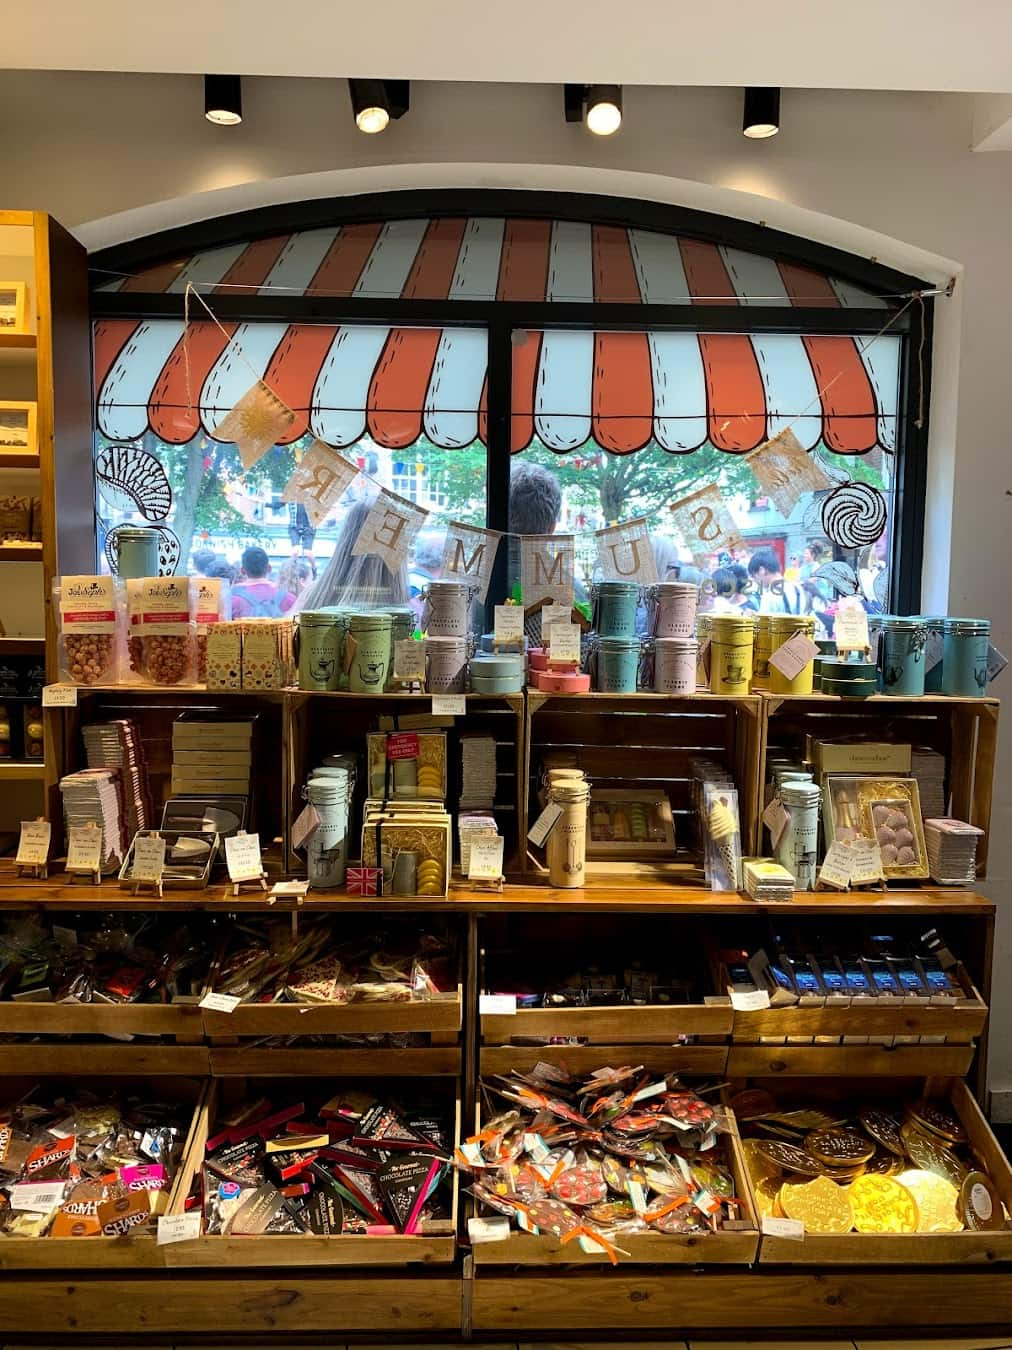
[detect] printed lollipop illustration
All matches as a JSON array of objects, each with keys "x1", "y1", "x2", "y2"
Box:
[
  {"x1": 96, "y1": 445, "x2": 172, "y2": 522},
  {"x1": 707, "y1": 794, "x2": 741, "y2": 888},
  {"x1": 821, "y1": 482, "x2": 887, "y2": 548}
]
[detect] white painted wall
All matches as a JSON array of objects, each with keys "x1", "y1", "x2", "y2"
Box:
[{"x1": 3, "y1": 72, "x2": 1010, "y2": 1091}]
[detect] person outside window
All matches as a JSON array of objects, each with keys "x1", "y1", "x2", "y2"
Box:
[
  {"x1": 231, "y1": 545, "x2": 296, "y2": 618},
  {"x1": 744, "y1": 547, "x2": 808, "y2": 615}
]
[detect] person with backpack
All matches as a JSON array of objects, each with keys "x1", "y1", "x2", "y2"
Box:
[{"x1": 230, "y1": 546, "x2": 296, "y2": 619}]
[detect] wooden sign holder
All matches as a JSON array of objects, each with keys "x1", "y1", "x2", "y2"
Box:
[
  {"x1": 229, "y1": 871, "x2": 269, "y2": 898},
  {"x1": 132, "y1": 877, "x2": 164, "y2": 898},
  {"x1": 16, "y1": 816, "x2": 49, "y2": 879}
]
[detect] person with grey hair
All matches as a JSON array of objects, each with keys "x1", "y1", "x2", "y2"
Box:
[{"x1": 509, "y1": 462, "x2": 563, "y2": 536}]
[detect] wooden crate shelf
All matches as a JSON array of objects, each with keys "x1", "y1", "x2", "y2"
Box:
[
  {"x1": 202, "y1": 988, "x2": 461, "y2": 1042},
  {"x1": 208, "y1": 1045, "x2": 461, "y2": 1076},
  {"x1": 481, "y1": 1001, "x2": 733, "y2": 1045},
  {"x1": 0, "y1": 1000, "x2": 203, "y2": 1042},
  {"x1": 0, "y1": 1044, "x2": 210, "y2": 1075},
  {"x1": 479, "y1": 1043, "x2": 727, "y2": 1075}
]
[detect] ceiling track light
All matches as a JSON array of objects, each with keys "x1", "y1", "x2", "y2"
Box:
[
  {"x1": 743, "y1": 86, "x2": 781, "y2": 139},
  {"x1": 204, "y1": 74, "x2": 242, "y2": 126},
  {"x1": 348, "y1": 78, "x2": 410, "y2": 134},
  {"x1": 564, "y1": 83, "x2": 622, "y2": 136}
]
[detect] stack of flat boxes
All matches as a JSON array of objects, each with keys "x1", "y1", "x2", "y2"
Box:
[{"x1": 171, "y1": 716, "x2": 254, "y2": 798}]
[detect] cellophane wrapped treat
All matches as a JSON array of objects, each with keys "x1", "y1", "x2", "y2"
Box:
[
  {"x1": 127, "y1": 577, "x2": 196, "y2": 686},
  {"x1": 191, "y1": 576, "x2": 229, "y2": 684},
  {"x1": 56, "y1": 576, "x2": 122, "y2": 686}
]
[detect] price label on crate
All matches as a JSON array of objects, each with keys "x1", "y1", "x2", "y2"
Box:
[
  {"x1": 199, "y1": 991, "x2": 241, "y2": 1014},
  {"x1": 729, "y1": 987, "x2": 771, "y2": 1011},
  {"x1": 157, "y1": 1212, "x2": 202, "y2": 1245},
  {"x1": 42, "y1": 683, "x2": 78, "y2": 708},
  {"x1": 66, "y1": 822, "x2": 103, "y2": 875},
  {"x1": 431, "y1": 694, "x2": 466, "y2": 716},
  {"x1": 761, "y1": 1216, "x2": 805, "y2": 1240},
  {"x1": 16, "y1": 819, "x2": 51, "y2": 867},
  {"x1": 493, "y1": 606, "x2": 524, "y2": 648},
  {"x1": 479, "y1": 994, "x2": 517, "y2": 1015},
  {"x1": 393, "y1": 638, "x2": 426, "y2": 681},
  {"x1": 548, "y1": 623, "x2": 581, "y2": 666},
  {"x1": 225, "y1": 831, "x2": 264, "y2": 882},
  {"x1": 131, "y1": 833, "x2": 166, "y2": 884}
]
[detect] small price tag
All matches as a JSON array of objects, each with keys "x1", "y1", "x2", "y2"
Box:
[
  {"x1": 768, "y1": 632, "x2": 820, "y2": 682},
  {"x1": 393, "y1": 637, "x2": 425, "y2": 681},
  {"x1": 9, "y1": 1182, "x2": 65, "y2": 1213},
  {"x1": 527, "y1": 800, "x2": 563, "y2": 847},
  {"x1": 847, "y1": 838, "x2": 884, "y2": 886},
  {"x1": 548, "y1": 622, "x2": 581, "y2": 665},
  {"x1": 988, "y1": 643, "x2": 1008, "y2": 684},
  {"x1": 42, "y1": 683, "x2": 77, "y2": 708},
  {"x1": 199, "y1": 991, "x2": 241, "y2": 1014},
  {"x1": 761, "y1": 1215, "x2": 805, "y2": 1240},
  {"x1": 270, "y1": 879, "x2": 310, "y2": 899},
  {"x1": 924, "y1": 629, "x2": 944, "y2": 675},
  {"x1": 157, "y1": 1212, "x2": 202, "y2": 1245},
  {"x1": 729, "y1": 987, "x2": 771, "y2": 1011},
  {"x1": 225, "y1": 831, "x2": 264, "y2": 882},
  {"x1": 468, "y1": 835, "x2": 505, "y2": 881},
  {"x1": 66, "y1": 822, "x2": 103, "y2": 875},
  {"x1": 432, "y1": 694, "x2": 466, "y2": 716},
  {"x1": 16, "y1": 819, "x2": 51, "y2": 867},
  {"x1": 479, "y1": 993, "x2": 517, "y2": 1015},
  {"x1": 762, "y1": 798, "x2": 790, "y2": 850},
  {"x1": 818, "y1": 841, "x2": 854, "y2": 890},
  {"x1": 131, "y1": 833, "x2": 166, "y2": 883},
  {"x1": 493, "y1": 605, "x2": 524, "y2": 648},
  {"x1": 291, "y1": 803, "x2": 321, "y2": 851},
  {"x1": 833, "y1": 599, "x2": 870, "y2": 655},
  {"x1": 468, "y1": 1216, "x2": 510, "y2": 1244},
  {"x1": 541, "y1": 603, "x2": 571, "y2": 638}
]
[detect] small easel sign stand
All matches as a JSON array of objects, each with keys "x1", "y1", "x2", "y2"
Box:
[
  {"x1": 834, "y1": 597, "x2": 873, "y2": 666},
  {"x1": 16, "y1": 818, "x2": 51, "y2": 880},
  {"x1": 467, "y1": 834, "x2": 505, "y2": 895},
  {"x1": 131, "y1": 832, "x2": 166, "y2": 898},
  {"x1": 65, "y1": 821, "x2": 103, "y2": 886},
  {"x1": 225, "y1": 831, "x2": 268, "y2": 897}
]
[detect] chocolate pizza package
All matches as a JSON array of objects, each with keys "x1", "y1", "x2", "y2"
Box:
[{"x1": 459, "y1": 1063, "x2": 743, "y2": 1259}]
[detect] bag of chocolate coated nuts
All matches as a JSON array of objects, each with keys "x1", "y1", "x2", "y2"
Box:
[
  {"x1": 56, "y1": 576, "x2": 123, "y2": 686},
  {"x1": 127, "y1": 577, "x2": 196, "y2": 686}
]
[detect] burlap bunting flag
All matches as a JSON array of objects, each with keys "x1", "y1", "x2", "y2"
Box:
[
  {"x1": 351, "y1": 487, "x2": 428, "y2": 573},
  {"x1": 440, "y1": 522, "x2": 503, "y2": 602},
  {"x1": 213, "y1": 381, "x2": 296, "y2": 470},
  {"x1": 669, "y1": 485, "x2": 743, "y2": 564},
  {"x1": 520, "y1": 534, "x2": 575, "y2": 609},
  {"x1": 280, "y1": 441, "x2": 359, "y2": 527},
  {"x1": 594, "y1": 516, "x2": 659, "y2": 584},
  {"x1": 746, "y1": 428, "x2": 833, "y2": 519}
]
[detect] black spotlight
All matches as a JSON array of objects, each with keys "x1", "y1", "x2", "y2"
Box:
[
  {"x1": 204, "y1": 74, "x2": 242, "y2": 126},
  {"x1": 743, "y1": 87, "x2": 780, "y2": 139},
  {"x1": 348, "y1": 79, "x2": 410, "y2": 134}
]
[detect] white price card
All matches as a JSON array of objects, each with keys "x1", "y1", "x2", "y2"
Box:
[
  {"x1": 16, "y1": 819, "x2": 51, "y2": 867},
  {"x1": 290, "y1": 803, "x2": 321, "y2": 851},
  {"x1": 527, "y1": 800, "x2": 563, "y2": 847},
  {"x1": 157, "y1": 1212, "x2": 202, "y2": 1245},
  {"x1": 42, "y1": 683, "x2": 78, "y2": 708},
  {"x1": 271, "y1": 879, "x2": 310, "y2": 899},
  {"x1": 818, "y1": 841, "x2": 854, "y2": 891},
  {"x1": 924, "y1": 629, "x2": 944, "y2": 675},
  {"x1": 847, "y1": 839, "x2": 884, "y2": 886},
  {"x1": 394, "y1": 637, "x2": 426, "y2": 680},
  {"x1": 468, "y1": 1216, "x2": 511, "y2": 1244},
  {"x1": 468, "y1": 834, "x2": 505, "y2": 881},
  {"x1": 761, "y1": 1216, "x2": 805, "y2": 1240},
  {"x1": 432, "y1": 693, "x2": 466, "y2": 716},
  {"x1": 833, "y1": 599, "x2": 870, "y2": 654},
  {"x1": 541, "y1": 603, "x2": 571, "y2": 638},
  {"x1": 9, "y1": 1182, "x2": 65, "y2": 1213},
  {"x1": 479, "y1": 993, "x2": 517, "y2": 1015},
  {"x1": 66, "y1": 823, "x2": 103, "y2": 875},
  {"x1": 729, "y1": 987, "x2": 771, "y2": 1011},
  {"x1": 131, "y1": 833, "x2": 166, "y2": 883},
  {"x1": 199, "y1": 991, "x2": 241, "y2": 1014},
  {"x1": 548, "y1": 622, "x2": 581, "y2": 665},
  {"x1": 493, "y1": 605, "x2": 525, "y2": 647},
  {"x1": 225, "y1": 831, "x2": 264, "y2": 882},
  {"x1": 768, "y1": 632, "x2": 820, "y2": 682},
  {"x1": 762, "y1": 798, "x2": 790, "y2": 850},
  {"x1": 988, "y1": 643, "x2": 1008, "y2": 683}
]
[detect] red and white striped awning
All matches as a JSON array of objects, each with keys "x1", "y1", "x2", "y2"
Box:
[{"x1": 94, "y1": 219, "x2": 899, "y2": 455}]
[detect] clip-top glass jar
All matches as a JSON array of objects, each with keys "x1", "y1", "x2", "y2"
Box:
[
  {"x1": 594, "y1": 636, "x2": 641, "y2": 692},
  {"x1": 592, "y1": 581, "x2": 640, "y2": 639},
  {"x1": 942, "y1": 618, "x2": 990, "y2": 697},
  {"x1": 423, "y1": 581, "x2": 473, "y2": 638},
  {"x1": 769, "y1": 614, "x2": 817, "y2": 695},
  {"x1": 709, "y1": 614, "x2": 754, "y2": 695},
  {"x1": 648, "y1": 581, "x2": 698, "y2": 639},
  {"x1": 878, "y1": 615, "x2": 927, "y2": 696},
  {"x1": 305, "y1": 772, "x2": 350, "y2": 888},
  {"x1": 547, "y1": 776, "x2": 590, "y2": 889},
  {"x1": 298, "y1": 610, "x2": 342, "y2": 691},
  {"x1": 345, "y1": 612, "x2": 392, "y2": 693},
  {"x1": 775, "y1": 780, "x2": 822, "y2": 891}
]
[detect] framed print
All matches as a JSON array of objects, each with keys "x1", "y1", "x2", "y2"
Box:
[
  {"x1": 0, "y1": 282, "x2": 28, "y2": 334},
  {"x1": 0, "y1": 401, "x2": 36, "y2": 452}
]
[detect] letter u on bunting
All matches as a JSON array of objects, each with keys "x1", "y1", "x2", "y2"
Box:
[
  {"x1": 351, "y1": 487, "x2": 428, "y2": 572},
  {"x1": 213, "y1": 381, "x2": 296, "y2": 470},
  {"x1": 441, "y1": 522, "x2": 503, "y2": 602},
  {"x1": 746, "y1": 429, "x2": 833, "y2": 519},
  {"x1": 595, "y1": 516, "x2": 659, "y2": 584},
  {"x1": 669, "y1": 485, "x2": 743, "y2": 565},
  {"x1": 281, "y1": 441, "x2": 359, "y2": 527},
  {"x1": 521, "y1": 534, "x2": 575, "y2": 610}
]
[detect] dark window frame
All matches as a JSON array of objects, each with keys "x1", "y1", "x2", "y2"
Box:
[{"x1": 89, "y1": 189, "x2": 931, "y2": 612}]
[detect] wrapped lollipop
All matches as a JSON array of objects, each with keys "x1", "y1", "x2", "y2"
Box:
[{"x1": 705, "y1": 788, "x2": 742, "y2": 890}]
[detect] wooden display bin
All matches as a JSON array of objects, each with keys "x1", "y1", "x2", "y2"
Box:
[
  {"x1": 728, "y1": 962, "x2": 987, "y2": 1079},
  {"x1": 285, "y1": 690, "x2": 525, "y2": 874},
  {"x1": 760, "y1": 692, "x2": 999, "y2": 876},
  {"x1": 523, "y1": 691, "x2": 761, "y2": 880},
  {"x1": 161, "y1": 1076, "x2": 460, "y2": 1268},
  {"x1": 737, "y1": 1076, "x2": 1012, "y2": 1265},
  {"x1": 0, "y1": 1074, "x2": 208, "y2": 1270},
  {"x1": 0, "y1": 1001, "x2": 208, "y2": 1076},
  {"x1": 469, "y1": 1096, "x2": 759, "y2": 1265}
]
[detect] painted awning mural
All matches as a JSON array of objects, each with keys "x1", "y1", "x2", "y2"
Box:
[{"x1": 94, "y1": 219, "x2": 899, "y2": 457}]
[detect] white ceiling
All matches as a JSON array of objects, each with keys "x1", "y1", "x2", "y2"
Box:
[{"x1": 7, "y1": 0, "x2": 1012, "y2": 93}]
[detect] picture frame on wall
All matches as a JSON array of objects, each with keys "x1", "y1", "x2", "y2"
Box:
[
  {"x1": 0, "y1": 282, "x2": 28, "y2": 333},
  {"x1": 0, "y1": 401, "x2": 37, "y2": 452}
]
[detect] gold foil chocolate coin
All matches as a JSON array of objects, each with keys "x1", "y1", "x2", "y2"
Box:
[
  {"x1": 779, "y1": 1175, "x2": 854, "y2": 1234},
  {"x1": 807, "y1": 1127, "x2": 875, "y2": 1166},
  {"x1": 901, "y1": 1125, "x2": 967, "y2": 1187},
  {"x1": 896, "y1": 1168, "x2": 963, "y2": 1233},
  {"x1": 859, "y1": 1107, "x2": 904, "y2": 1156},
  {"x1": 865, "y1": 1147, "x2": 904, "y2": 1177},
  {"x1": 742, "y1": 1138, "x2": 780, "y2": 1183},
  {"x1": 906, "y1": 1099, "x2": 967, "y2": 1146},
  {"x1": 849, "y1": 1173, "x2": 919, "y2": 1233},
  {"x1": 753, "y1": 1175, "x2": 781, "y2": 1218},
  {"x1": 959, "y1": 1171, "x2": 1004, "y2": 1232},
  {"x1": 755, "y1": 1140, "x2": 825, "y2": 1176}
]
